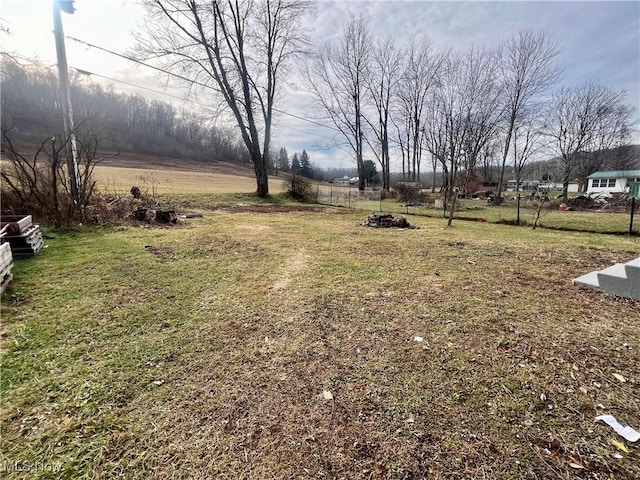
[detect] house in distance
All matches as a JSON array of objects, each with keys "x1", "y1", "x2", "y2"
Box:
[{"x1": 586, "y1": 170, "x2": 640, "y2": 194}]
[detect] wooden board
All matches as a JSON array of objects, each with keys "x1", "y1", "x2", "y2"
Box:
[
  {"x1": 0, "y1": 215, "x2": 33, "y2": 235},
  {"x1": 0, "y1": 242, "x2": 12, "y2": 263},
  {"x1": 0, "y1": 262, "x2": 13, "y2": 280},
  {"x1": 0, "y1": 272, "x2": 13, "y2": 294}
]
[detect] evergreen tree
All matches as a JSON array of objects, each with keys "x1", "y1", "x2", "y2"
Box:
[
  {"x1": 363, "y1": 160, "x2": 380, "y2": 186},
  {"x1": 300, "y1": 150, "x2": 312, "y2": 178},
  {"x1": 291, "y1": 153, "x2": 301, "y2": 174},
  {"x1": 277, "y1": 147, "x2": 290, "y2": 172}
]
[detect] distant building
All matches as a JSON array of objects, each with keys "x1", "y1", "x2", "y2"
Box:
[
  {"x1": 332, "y1": 175, "x2": 359, "y2": 186},
  {"x1": 506, "y1": 180, "x2": 539, "y2": 192},
  {"x1": 586, "y1": 170, "x2": 640, "y2": 194}
]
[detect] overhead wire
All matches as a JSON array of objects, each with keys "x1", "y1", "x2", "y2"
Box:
[
  {"x1": 5, "y1": 49, "x2": 341, "y2": 144},
  {"x1": 64, "y1": 35, "x2": 342, "y2": 134}
]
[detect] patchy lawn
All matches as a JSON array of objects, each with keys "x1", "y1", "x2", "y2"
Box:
[{"x1": 1, "y1": 205, "x2": 639, "y2": 479}]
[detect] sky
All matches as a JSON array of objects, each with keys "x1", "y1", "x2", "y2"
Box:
[{"x1": 1, "y1": 0, "x2": 639, "y2": 170}]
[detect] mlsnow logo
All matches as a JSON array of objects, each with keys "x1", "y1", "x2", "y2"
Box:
[{"x1": 0, "y1": 461, "x2": 63, "y2": 473}]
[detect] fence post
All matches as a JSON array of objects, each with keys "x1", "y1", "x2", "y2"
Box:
[
  {"x1": 316, "y1": 185, "x2": 320, "y2": 204},
  {"x1": 330, "y1": 186, "x2": 332, "y2": 206},
  {"x1": 348, "y1": 187, "x2": 351, "y2": 208},
  {"x1": 630, "y1": 197, "x2": 636, "y2": 235}
]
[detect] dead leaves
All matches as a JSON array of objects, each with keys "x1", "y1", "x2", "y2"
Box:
[{"x1": 322, "y1": 390, "x2": 334, "y2": 401}]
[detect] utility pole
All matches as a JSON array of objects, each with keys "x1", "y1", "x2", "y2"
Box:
[{"x1": 53, "y1": 0, "x2": 82, "y2": 206}]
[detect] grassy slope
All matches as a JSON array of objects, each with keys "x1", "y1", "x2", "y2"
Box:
[
  {"x1": 94, "y1": 165, "x2": 287, "y2": 195},
  {"x1": 1, "y1": 205, "x2": 639, "y2": 479}
]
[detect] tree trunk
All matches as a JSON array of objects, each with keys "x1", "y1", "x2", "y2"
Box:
[{"x1": 252, "y1": 151, "x2": 269, "y2": 197}]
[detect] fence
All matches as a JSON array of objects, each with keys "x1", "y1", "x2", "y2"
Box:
[{"x1": 313, "y1": 184, "x2": 638, "y2": 235}]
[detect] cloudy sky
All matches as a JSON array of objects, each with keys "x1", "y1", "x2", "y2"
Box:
[{"x1": 1, "y1": 0, "x2": 639, "y2": 169}]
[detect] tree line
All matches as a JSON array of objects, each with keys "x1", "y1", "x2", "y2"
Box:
[
  {"x1": 0, "y1": 58, "x2": 250, "y2": 163},
  {"x1": 306, "y1": 16, "x2": 635, "y2": 215}
]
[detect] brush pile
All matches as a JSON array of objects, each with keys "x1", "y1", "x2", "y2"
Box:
[{"x1": 362, "y1": 214, "x2": 415, "y2": 229}]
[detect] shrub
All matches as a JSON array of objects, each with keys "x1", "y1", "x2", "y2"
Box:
[
  {"x1": 1, "y1": 129, "x2": 105, "y2": 226},
  {"x1": 284, "y1": 174, "x2": 313, "y2": 202},
  {"x1": 393, "y1": 182, "x2": 422, "y2": 203}
]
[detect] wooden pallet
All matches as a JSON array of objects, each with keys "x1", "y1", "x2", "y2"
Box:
[
  {"x1": 0, "y1": 242, "x2": 13, "y2": 293},
  {"x1": 1, "y1": 221, "x2": 44, "y2": 256}
]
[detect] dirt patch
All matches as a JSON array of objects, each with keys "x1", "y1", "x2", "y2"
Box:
[{"x1": 144, "y1": 244, "x2": 178, "y2": 262}]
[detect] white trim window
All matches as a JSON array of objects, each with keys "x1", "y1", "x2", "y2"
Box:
[{"x1": 592, "y1": 179, "x2": 616, "y2": 188}]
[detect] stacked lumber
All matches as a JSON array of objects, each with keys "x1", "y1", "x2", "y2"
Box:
[
  {"x1": 0, "y1": 242, "x2": 13, "y2": 293},
  {"x1": 0, "y1": 215, "x2": 44, "y2": 256}
]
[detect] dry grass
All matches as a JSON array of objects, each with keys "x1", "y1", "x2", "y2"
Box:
[
  {"x1": 1, "y1": 202, "x2": 639, "y2": 479},
  {"x1": 94, "y1": 165, "x2": 287, "y2": 195}
]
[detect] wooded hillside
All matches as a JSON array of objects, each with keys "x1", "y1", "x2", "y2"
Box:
[{"x1": 0, "y1": 59, "x2": 249, "y2": 164}]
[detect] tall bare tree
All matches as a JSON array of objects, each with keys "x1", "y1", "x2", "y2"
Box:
[
  {"x1": 543, "y1": 82, "x2": 633, "y2": 202},
  {"x1": 495, "y1": 30, "x2": 560, "y2": 203},
  {"x1": 305, "y1": 14, "x2": 372, "y2": 190},
  {"x1": 363, "y1": 38, "x2": 403, "y2": 191},
  {"x1": 427, "y1": 47, "x2": 501, "y2": 226},
  {"x1": 137, "y1": 0, "x2": 312, "y2": 197},
  {"x1": 458, "y1": 46, "x2": 502, "y2": 195},
  {"x1": 395, "y1": 38, "x2": 446, "y2": 182}
]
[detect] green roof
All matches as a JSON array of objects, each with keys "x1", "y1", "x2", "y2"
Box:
[{"x1": 587, "y1": 170, "x2": 640, "y2": 179}]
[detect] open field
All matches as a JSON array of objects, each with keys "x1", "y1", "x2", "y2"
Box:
[
  {"x1": 1, "y1": 200, "x2": 639, "y2": 479},
  {"x1": 94, "y1": 165, "x2": 287, "y2": 195},
  {"x1": 92, "y1": 152, "x2": 287, "y2": 195}
]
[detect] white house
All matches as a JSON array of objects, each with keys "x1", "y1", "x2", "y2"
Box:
[
  {"x1": 333, "y1": 175, "x2": 359, "y2": 186},
  {"x1": 587, "y1": 170, "x2": 640, "y2": 194}
]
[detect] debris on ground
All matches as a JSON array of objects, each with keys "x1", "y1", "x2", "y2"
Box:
[
  {"x1": 131, "y1": 208, "x2": 179, "y2": 225},
  {"x1": 362, "y1": 214, "x2": 416, "y2": 229},
  {"x1": 595, "y1": 415, "x2": 640, "y2": 442},
  {"x1": 155, "y1": 210, "x2": 177, "y2": 224},
  {"x1": 568, "y1": 192, "x2": 630, "y2": 211}
]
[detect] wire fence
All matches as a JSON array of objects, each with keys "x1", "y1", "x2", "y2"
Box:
[{"x1": 312, "y1": 184, "x2": 639, "y2": 235}]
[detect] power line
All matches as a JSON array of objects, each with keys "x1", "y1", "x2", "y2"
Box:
[
  {"x1": 273, "y1": 122, "x2": 338, "y2": 143},
  {"x1": 4, "y1": 52, "x2": 212, "y2": 110},
  {"x1": 64, "y1": 35, "x2": 341, "y2": 134},
  {"x1": 70, "y1": 67, "x2": 213, "y2": 109},
  {"x1": 5, "y1": 51, "x2": 343, "y2": 144}
]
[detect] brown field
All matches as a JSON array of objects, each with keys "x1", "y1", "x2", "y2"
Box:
[
  {"x1": 93, "y1": 151, "x2": 287, "y2": 194},
  {"x1": 94, "y1": 165, "x2": 287, "y2": 194}
]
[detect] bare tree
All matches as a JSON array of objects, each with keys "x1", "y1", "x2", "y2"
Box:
[
  {"x1": 1, "y1": 125, "x2": 105, "y2": 226},
  {"x1": 543, "y1": 82, "x2": 632, "y2": 202},
  {"x1": 495, "y1": 30, "x2": 560, "y2": 203},
  {"x1": 363, "y1": 37, "x2": 403, "y2": 191},
  {"x1": 478, "y1": 139, "x2": 500, "y2": 186},
  {"x1": 305, "y1": 14, "x2": 372, "y2": 191},
  {"x1": 510, "y1": 109, "x2": 545, "y2": 193},
  {"x1": 426, "y1": 47, "x2": 501, "y2": 225},
  {"x1": 137, "y1": 0, "x2": 312, "y2": 197},
  {"x1": 458, "y1": 46, "x2": 502, "y2": 195},
  {"x1": 395, "y1": 38, "x2": 446, "y2": 183},
  {"x1": 573, "y1": 102, "x2": 634, "y2": 189}
]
